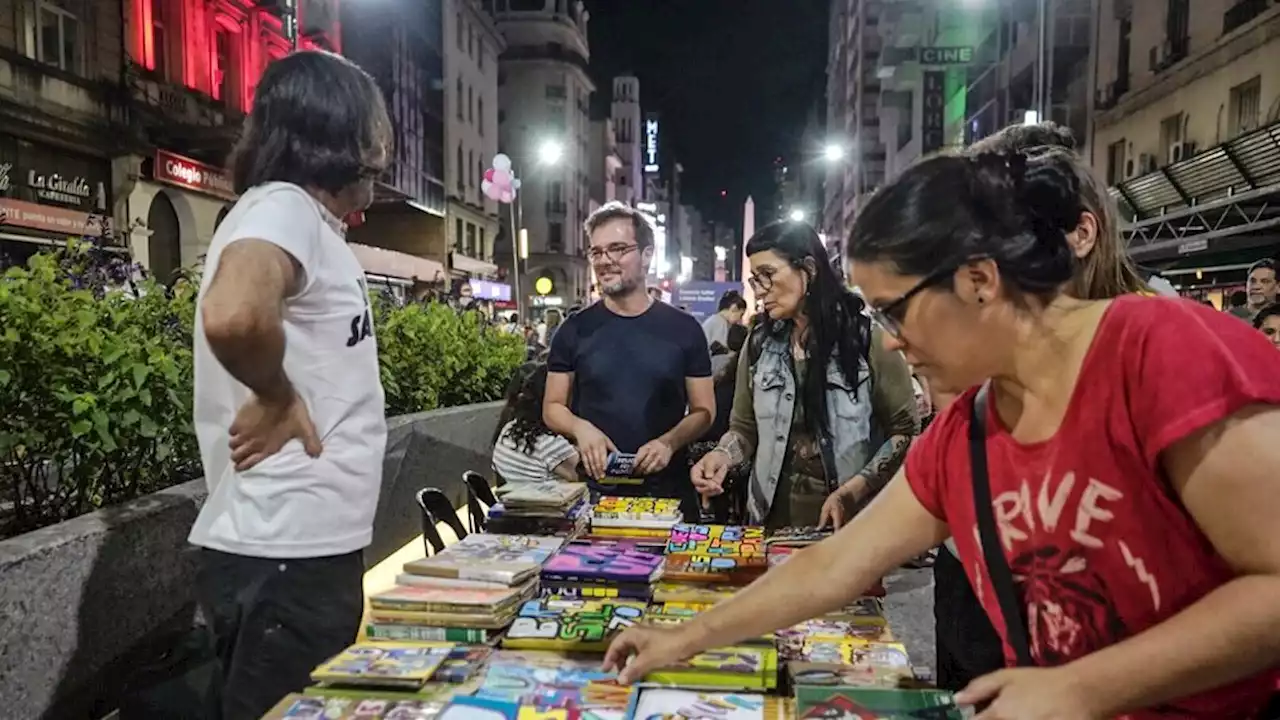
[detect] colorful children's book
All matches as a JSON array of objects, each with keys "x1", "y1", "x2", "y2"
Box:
[
  {"x1": 793, "y1": 639, "x2": 912, "y2": 669},
  {"x1": 542, "y1": 539, "x2": 665, "y2": 584},
  {"x1": 644, "y1": 605, "x2": 773, "y2": 647},
  {"x1": 262, "y1": 693, "x2": 445, "y2": 719},
  {"x1": 475, "y1": 650, "x2": 634, "y2": 720},
  {"x1": 502, "y1": 596, "x2": 647, "y2": 651},
  {"x1": 794, "y1": 686, "x2": 966, "y2": 719},
  {"x1": 775, "y1": 616, "x2": 896, "y2": 661},
  {"x1": 643, "y1": 645, "x2": 779, "y2": 691},
  {"x1": 311, "y1": 642, "x2": 455, "y2": 689},
  {"x1": 590, "y1": 497, "x2": 682, "y2": 529},
  {"x1": 627, "y1": 688, "x2": 785, "y2": 719},
  {"x1": 367, "y1": 607, "x2": 518, "y2": 630},
  {"x1": 403, "y1": 534, "x2": 564, "y2": 586},
  {"x1": 665, "y1": 524, "x2": 766, "y2": 562},
  {"x1": 431, "y1": 645, "x2": 493, "y2": 684}
]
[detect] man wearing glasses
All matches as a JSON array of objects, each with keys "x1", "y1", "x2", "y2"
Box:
[{"x1": 544, "y1": 202, "x2": 715, "y2": 517}]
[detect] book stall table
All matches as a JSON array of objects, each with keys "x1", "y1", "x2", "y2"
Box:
[{"x1": 261, "y1": 492, "x2": 968, "y2": 719}]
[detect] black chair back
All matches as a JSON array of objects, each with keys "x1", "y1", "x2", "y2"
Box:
[
  {"x1": 414, "y1": 489, "x2": 446, "y2": 555},
  {"x1": 419, "y1": 487, "x2": 468, "y2": 543},
  {"x1": 464, "y1": 471, "x2": 498, "y2": 533}
]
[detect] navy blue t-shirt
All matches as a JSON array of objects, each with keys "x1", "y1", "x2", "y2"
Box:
[{"x1": 547, "y1": 301, "x2": 712, "y2": 497}]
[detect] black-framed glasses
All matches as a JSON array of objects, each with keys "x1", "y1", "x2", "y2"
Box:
[
  {"x1": 587, "y1": 243, "x2": 638, "y2": 262},
  {"x1": 870, "y1": 258, "x2": 982, "y2": 338},
  {"x1": 747, "y1": 270, "x2": 777, "y2": 294}
]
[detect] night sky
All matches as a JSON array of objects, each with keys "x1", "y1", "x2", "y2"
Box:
[{"x1": 585, "y1": 0, "x2": 830, "y2": 225}]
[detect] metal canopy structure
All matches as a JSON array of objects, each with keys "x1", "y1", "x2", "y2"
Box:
[{"x1": 1114, "y1": 121, "x2": 1280, "y2": 261}]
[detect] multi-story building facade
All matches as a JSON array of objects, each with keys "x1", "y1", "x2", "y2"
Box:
[
  {"x1": 610, "y1": 75, "x2": 643, "y2": 206},
  {"x1": 587, "y1": 116, "x2": 622, "y2": 207},
  {"x1": 1091, "y1": 0, "x2": 1280, "y2": 293},
  {"x1": 342, "y1": 0, "x2": 454, "y2": 297},
  {"x1": 823, "y1": 0, "x2": 886, "y2": 243},
  {"x1": 444, "y1": 0, "x2": 503, "y2": 287},
  {"x1": 0, "y1": 0, "x2": 125, "y2": 270},
  {"x1": 873, "y1": 0, "x2": 1091, "y2": 183},
  {"x1": 118, "y1": 0, "x2": 342, "y2": 284},
  {"x1": 489, "y1": 0, "x2": 593, "y2": 313}
]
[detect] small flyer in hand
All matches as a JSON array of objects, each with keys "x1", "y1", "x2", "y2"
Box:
[{"x1": 603, "y1": 452, "x2": 639, "y2": 480}]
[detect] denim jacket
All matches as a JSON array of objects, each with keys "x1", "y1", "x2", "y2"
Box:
[{"x1": 746, "y1": 331, "x2": 875, "y2": 523}]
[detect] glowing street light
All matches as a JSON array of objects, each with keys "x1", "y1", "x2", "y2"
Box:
[
  {"x1": 537, "y1": 139, "x2": 565, "y2": 166},
  {"x1": 789, "y1": 208, "x2": 807, "y2": 223},
  {"x1": 823, "y1": 143, "x2": 846, "y2": 163}
]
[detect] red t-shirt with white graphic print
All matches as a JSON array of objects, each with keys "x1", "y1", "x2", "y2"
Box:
[{"x1": 906, "y1": 295, "x2": 1280, "y2": 719}]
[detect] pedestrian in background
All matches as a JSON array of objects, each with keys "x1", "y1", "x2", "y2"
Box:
[
  {"x1": 702, "y1": 290, "x2": 747, "y2": 354},
  {"x1": 190, "y1": 50, "x2": 391, "y2": 720}
]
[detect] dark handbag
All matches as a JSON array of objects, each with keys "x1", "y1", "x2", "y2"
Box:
[{"x1": 968, "y1": 382, "x2": 1035, "y2": 666}]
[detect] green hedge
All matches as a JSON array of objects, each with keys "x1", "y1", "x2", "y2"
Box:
[{"x1": 0, "y1": 242, "x2": 524, "y2": 539}]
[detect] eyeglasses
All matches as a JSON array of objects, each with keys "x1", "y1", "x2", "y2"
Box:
[
  {"x1": 587, "y1": 243, "x2": 638, "y2": 262},
  {"x1": 747, "y1": 270, "x2": 777, "y2": 294},
  {"x1": 869, "y1": 260, "x2": 977, "y2": 338}
]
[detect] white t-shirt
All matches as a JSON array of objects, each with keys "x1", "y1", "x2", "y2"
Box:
[
  {"x1": 491, "y1": 420, "x2": 576, "y2": 484},
  {"x1": 188, "y1": 182, "x2": 387, "y2": 559}
]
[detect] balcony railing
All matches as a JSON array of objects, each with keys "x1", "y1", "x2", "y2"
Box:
[{"x1": 1223, "y1": 0, "x2": 1271, "y2": 34}]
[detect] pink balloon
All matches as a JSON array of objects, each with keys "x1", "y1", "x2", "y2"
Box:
[
  {"x1": 492, "y1": 169, "x2": 512, "y2": 186},
  {"x1": 483, "y1": 168, "x2": 495, "y2": 183},
  {"x1": 484, "y1": 184, "x2": 503, "y2": 201},
  {"x1": 499, "y1": 189, "x2": 515, "y2": 203}
]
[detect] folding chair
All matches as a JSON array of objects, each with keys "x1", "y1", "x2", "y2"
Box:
[
  {"x1": 464, "y1": 470, "x2": 499, "y2": 533},
  {"x1": 414, "y1": 489, "x2": 447, "y2": 555},
  {"x1": 418, "y1": 487, "x2": 468, "y2": 544}
]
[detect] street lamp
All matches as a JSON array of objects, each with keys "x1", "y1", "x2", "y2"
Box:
[
  {"x1": 823, "y1": 143, "x2": 846, "y2": 163},
  {"x1": 537, "y1": 139, "x2": 565, "y2": 167},
  {"x1": 509, "y1": 138, "x2": 564, "y2": 321},
  {"x1": 789, "y1": 208, "x2": 807, "y2": 223}
]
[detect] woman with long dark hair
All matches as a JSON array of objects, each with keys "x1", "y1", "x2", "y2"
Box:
[
  {"x1": 491, "y1": 363, "x2": 580, "y2": 484},
  {"x1": 606, "y1": 147, "x2": 1280, "y2": 719},
  {"x1": 690, "y1": 221, "x2": 917, "y2": 528}
]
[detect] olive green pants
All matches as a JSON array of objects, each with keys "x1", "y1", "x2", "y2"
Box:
[{"x1": 765, "y1": 472, "x2": 828, "y2": 531}]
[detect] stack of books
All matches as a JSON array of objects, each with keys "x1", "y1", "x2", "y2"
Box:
[
  {"x1": 485, "y1": 483, "x2": 590, "y2": 536},
  {"x1": 586, "y1": 496, "x2": 682, "y2": 540},
  {"x1": 383, "y1": 533, "x2": 564, "y2": 644},
  {"x1": 365, "y1": 584, "x2": 535, "y2": 644},
  {"x1": 539, "y1": 537, "x2": 665, "y2": 601},
  {"x1": 777, "y1": 597, "x2": 898, "y2": 665},
  {"x1": 764, "y1": 525, "x2": 886, "y2": 598}
]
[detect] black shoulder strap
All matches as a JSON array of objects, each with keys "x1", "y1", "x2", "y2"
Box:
[{"x1": 969, "y1": 382, "x2": 1034, "y2": 666}]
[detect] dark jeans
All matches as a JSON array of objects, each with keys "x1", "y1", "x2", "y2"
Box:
[
  {"x1": 933, "y1": 545, "x2": 1005, "y2": 691},
  {"x1": 196, "y1": 548, "x2": 364, "y2": 720}
]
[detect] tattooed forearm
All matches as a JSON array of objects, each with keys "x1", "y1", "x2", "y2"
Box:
[
  {"x1": 858, "y1": 435, "x2": 911, "y2": 492},
  {"x1": 715, "y1": 431, "x2": 750, "y2": 465}
]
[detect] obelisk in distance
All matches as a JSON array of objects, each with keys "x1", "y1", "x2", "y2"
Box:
[{"x1": 742, "y1": 195, "x2": 756, "y2": 316}]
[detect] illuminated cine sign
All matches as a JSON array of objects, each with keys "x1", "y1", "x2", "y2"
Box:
[{"x1": 643, "y1": 115, "x2": 659, "y2": 174}]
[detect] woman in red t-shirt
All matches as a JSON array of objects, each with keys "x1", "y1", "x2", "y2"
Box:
[{"x1": 605, "y1": 148, "x2": 1280, "y2": 719}]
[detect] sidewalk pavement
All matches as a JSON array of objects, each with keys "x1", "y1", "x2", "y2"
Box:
[{"x1": 882, "y1": 567, "x2": 936, "y2": 671}]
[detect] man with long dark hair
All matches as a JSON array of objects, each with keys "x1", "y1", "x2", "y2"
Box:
[
  {"x1": 189, "y1": 51, "x2": 391, "y2": 719},
  {"x1": 544, "y1": 202, "x2": 714, "y2": 518}
]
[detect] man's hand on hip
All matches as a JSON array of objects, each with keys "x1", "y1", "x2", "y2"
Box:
[{"x1": 229, "y1": 391, "x2": 323, "y2": 471}]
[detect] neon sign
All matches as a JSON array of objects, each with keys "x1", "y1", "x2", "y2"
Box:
[{"x1": 643, "y1": 115, "x2": 659, "y2": 174}]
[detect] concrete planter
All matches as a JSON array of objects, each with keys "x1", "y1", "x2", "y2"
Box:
[{"x1": 0, "y1": 401, "x2": 502, "y2": 719}]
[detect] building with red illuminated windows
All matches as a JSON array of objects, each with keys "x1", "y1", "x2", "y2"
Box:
[{"x1": 116, "y1": 0, "x2": 341, "y2": 284}]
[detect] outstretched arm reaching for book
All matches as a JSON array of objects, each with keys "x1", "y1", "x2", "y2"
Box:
[{"x1": 603, "y1": 472, "x2": 948, "y2": 682}]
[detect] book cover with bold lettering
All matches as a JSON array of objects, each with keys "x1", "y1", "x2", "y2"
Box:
[
  {"x1": 502, "y1": 597, "x2": 647, "y2": 652},
  {"x1": 542, "y1": 539, "x2": 665, "y2": 584}
]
